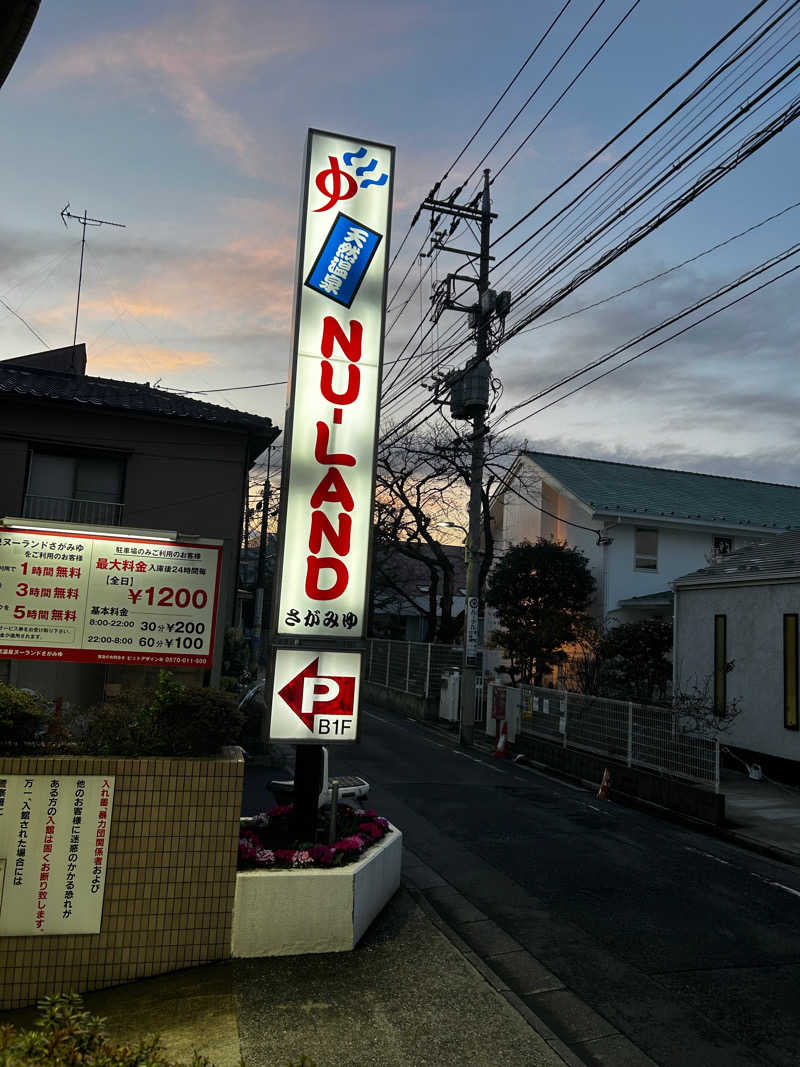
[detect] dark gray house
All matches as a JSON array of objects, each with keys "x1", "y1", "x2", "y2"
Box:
[{"x1": 0, "y1": 344, "x2": 279, "y2": 703}]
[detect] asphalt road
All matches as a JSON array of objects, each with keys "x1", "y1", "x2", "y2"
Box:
[{"x1": 243, "y1": 707, "x2": 800, "y2": 1067}]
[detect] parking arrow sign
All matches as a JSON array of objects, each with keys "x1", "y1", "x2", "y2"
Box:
[{"x1": 271, "y1": 649, "x2": 361, "y2": 741}]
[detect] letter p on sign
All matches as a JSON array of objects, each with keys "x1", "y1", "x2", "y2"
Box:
[{"x1": 302, "y1": 677, "x2": 340, "y2": 720}]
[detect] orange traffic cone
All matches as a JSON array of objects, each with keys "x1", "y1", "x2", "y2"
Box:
[
  {"x1": 597, "y1": 767, "x2": 611, "y2": 799},
  {"x1": 494, "y1": 720, "x2": 510, "y2": 758}
]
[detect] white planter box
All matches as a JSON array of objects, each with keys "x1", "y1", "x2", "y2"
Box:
[{"x1": 231, "y1": 825, "x2": 402, "y2": 957}]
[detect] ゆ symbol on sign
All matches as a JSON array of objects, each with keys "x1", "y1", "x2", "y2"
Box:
[{"x1": 314, "y1": 156, "x2": 358, "y2": 212}]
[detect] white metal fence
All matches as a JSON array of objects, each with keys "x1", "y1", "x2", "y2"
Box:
[
  {"x1": 505, "y1": 685, "x2": 719, "y2": 791},
  {"x1": 365, "y1": 639, "x2": 486, "y2": 723}
]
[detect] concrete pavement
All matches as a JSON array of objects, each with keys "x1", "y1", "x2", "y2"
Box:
[
  {"x1": 4, "y1": 878, "x2": 571, "y2": 1067},
  {"x1": 3, "y1": 717, "x2": 799, "y2": 1066},
  {"x1": 720, "y1": 767, "x2": 800, "y2": 866}
]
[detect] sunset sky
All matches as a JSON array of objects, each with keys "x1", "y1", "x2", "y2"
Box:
[{"x1": 2, "y1": 0, "x2": 800, "y2": 483}]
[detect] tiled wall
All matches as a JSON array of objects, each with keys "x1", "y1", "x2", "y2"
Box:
[{"x1": 0, "y1": 752, "x2": 243, "y2": 1010}]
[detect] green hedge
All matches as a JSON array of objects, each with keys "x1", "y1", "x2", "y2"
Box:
[{"x1": 0, "y1": 994, "x2": 316, "y2": 1066}]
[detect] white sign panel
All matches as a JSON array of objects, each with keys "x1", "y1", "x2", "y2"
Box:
[
  {"x1": 270, "y1": 648, "x2": 361, "y2": 742},
  {"x1": 0, "y1": 774, "x2": 114, "y2": 936},
  {"x1": 275, "y1": 129, "x2": 394, "y2": 640},
  {"x1": 0, "y1": 523, "x2": 221, "y2": 667}
]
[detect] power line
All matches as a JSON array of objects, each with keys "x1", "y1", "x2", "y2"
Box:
[
  {"x1": 511, "y1": 196, "x2": 800, "y2": 339},
  {"x1": 496, "y1": 244, "x2": 800, "y2": 435},
  {"x1": 494, "y1": 7, "x2": 800, "y2": 302},
  {"x1": 501, "y1": 14, "x2": 800, "y2": 311},
  {"x1": 0, "y1": 298, "x2": 48, "y2": 346},
  {"x1": 175, "y1": 380, "x2": 287, "y2": 394},
  {"x1": 490, "y1": 0, "x2": 776, "y2": 251},
  {"x1": 491, "y1": 0, "x2": 644, "y2": 184},
  {"x1": 485, "y1": 458, "x2": 604, "y2": 538},
  {"x1": 502, "y1": 83, "x2": 800, "y2": 342}
]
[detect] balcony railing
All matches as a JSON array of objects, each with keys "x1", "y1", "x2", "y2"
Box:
[{"x1": 23, "y1": 494, "x2": 125, "y2": 527}]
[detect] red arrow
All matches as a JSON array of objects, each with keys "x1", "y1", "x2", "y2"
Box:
[{"x1": 278, "y1": 658, "x2": 356, "y2": 732}]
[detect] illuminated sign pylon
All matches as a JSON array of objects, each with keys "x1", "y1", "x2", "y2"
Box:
[{"x1": 269, "y1": 129, "x2": 394, "y2": 743}]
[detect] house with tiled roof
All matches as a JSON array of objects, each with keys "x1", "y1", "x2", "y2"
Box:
[
  {"x1": 490, "y1": 450, "x2": 800, "y2": 631},
  {"x1": 0, "y1": 343, "x2": 280, "y2": 703},
  {"x1": 673, "y1": 532, "x2": 800, "y2": 766}
]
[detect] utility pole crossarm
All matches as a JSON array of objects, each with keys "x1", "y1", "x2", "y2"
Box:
[{"x1": 421, "y1": 197, "x2": 497, "y2": 222}]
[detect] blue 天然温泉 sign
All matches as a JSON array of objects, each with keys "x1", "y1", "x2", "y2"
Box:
[{"x1": 305, "y1": 213, "x2": 382, "y2": 308}]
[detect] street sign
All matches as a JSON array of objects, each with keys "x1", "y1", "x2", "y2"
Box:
[
  {"x1": 270, "y1": 648, "x2": 361, "y2": 742},
  {"x1": 273, "y1": 129, "x2": 394, "y2": 642},
  {"x1": 466, "y1": 596, "x2": 479, "y2": 661},
  {"x1": 0, "y1": 521, "x2": 221, "y2": 668}
]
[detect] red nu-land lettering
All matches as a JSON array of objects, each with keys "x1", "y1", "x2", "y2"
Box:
[{"x1": 304, "y1": 316, "x2": 364, "y2": 606}]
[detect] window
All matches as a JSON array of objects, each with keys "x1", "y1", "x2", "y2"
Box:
[
  {"x1": 784, "y1": 614, "x2": 799, "y2": 731},
  {"x1": 714, "y1": 614, "x2": 726, "y2": 717},
  {"x1": 634, "y1": 527, "x2": 658, "y2": 570},
  {"x1": 713, "y1": 536, "x2": 733, "y2": 556},
  {"x1": 25, "y1": 452, "x2": 125, "y2": 525}
]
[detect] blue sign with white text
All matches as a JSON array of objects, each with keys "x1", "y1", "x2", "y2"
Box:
[{"x1": 305, "y1": 212, "x2": 382, "y2": 308}]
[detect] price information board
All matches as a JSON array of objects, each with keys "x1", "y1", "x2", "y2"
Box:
[{"x1": 0, "y1": 524, "x2": 221, "y2": 667}]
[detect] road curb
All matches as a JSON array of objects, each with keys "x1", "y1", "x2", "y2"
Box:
[{"x1": 403, "y1": 880, "x2": 588, "y2": 1067}]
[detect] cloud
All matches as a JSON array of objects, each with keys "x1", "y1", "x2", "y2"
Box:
[
  {"x1": 24, "y1": 3, "x2": 308, "y2": 176},
  {"x1": 88, "y1": 343, "x2": 217, "y2": 378},
  {"x1": 25, "y1": 1, "x2": 430, "y2": 179}
]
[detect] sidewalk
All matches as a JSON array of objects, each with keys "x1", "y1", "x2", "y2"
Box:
[
  {"x1": 4, "y1": 877, "x2": 571, "y2": 1067},
  {"x1": 4, "y1": 747, "x2": 797, "y2": 1066},
  {"x1": 719, "y1": 766, "x2": 800, "y2": 865}
]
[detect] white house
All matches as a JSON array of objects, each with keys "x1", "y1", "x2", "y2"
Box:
[
  {"x1": 487, "y1": 451, "x2": 800, "y2": 678},
  {"x1": 672, "y1": 532, "x2": 800, "y2": 766}
]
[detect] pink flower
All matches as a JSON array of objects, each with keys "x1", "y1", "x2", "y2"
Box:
[
  {"x1": 334, "y1": 835, "x2": 365, "y2": 854},
  {"x1": 268, "y1": 804, "x2": 293, "y2": 819},
  {"x1": 359, "y1": 821, "x2": 383, "y2": 840},
  {"x1": 254, "y1": 849, "x2": 274, "y2": 867},
  {"x1": 238, "y1": 838, "x2": 258, "y2": 861},
  {"x1": 292, "y1": 850, "x2": 312, "y2": 868}
]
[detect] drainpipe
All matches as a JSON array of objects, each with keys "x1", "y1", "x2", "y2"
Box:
[{"x1": 672, "y1": 584, "x2": 679, "y2": 697}]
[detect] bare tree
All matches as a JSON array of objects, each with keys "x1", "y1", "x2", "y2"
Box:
[
  {"x1": 673, "y1": 667, "x2": 742, "y2": 737},
  {"x1": 374, "y1": 419, "x2": 522, "y2": 642}
]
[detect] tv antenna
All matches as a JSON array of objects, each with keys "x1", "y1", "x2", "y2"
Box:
[{"x1": 60, "y1": 204, "x2": 126, "y2": 356}]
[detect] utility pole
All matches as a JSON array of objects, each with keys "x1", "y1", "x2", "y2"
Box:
[
  {"x1": 423, "y1": 170, "x2": 510, "y2": 746},
  {"x1": 60, "y1": 205, "x2": 125, "y2": 369},
  {"x1": 250, "y1": 446, "x2": 272, "y2": 675}
]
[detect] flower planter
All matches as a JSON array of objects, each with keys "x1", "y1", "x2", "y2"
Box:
[{"x1": 231, "y1": 824, "x2": 402, "y2": 957}]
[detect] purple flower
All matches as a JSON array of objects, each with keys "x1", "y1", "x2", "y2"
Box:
[{"x1": 268, "y1": 803, "x2": 293, "y2": 819}]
